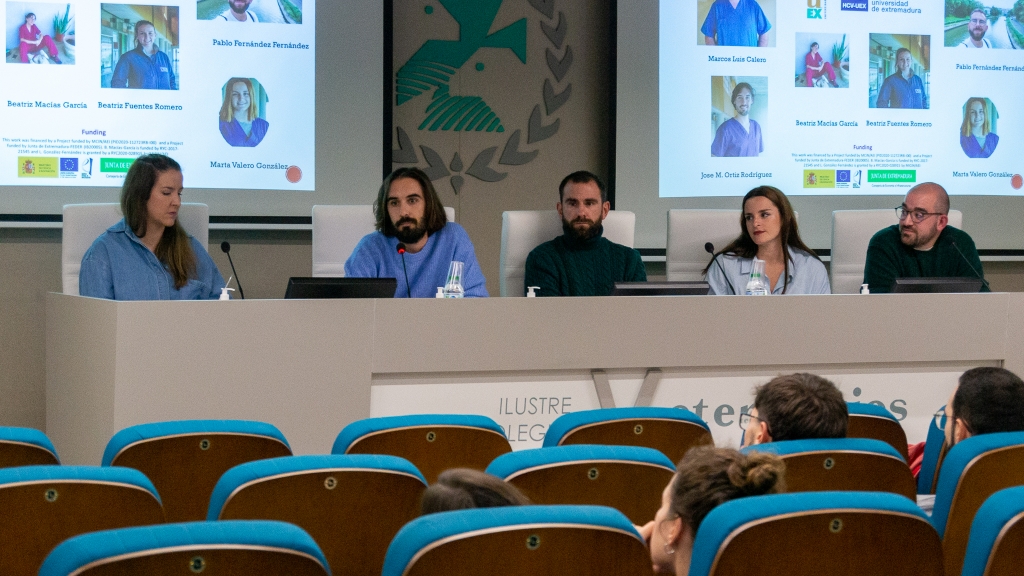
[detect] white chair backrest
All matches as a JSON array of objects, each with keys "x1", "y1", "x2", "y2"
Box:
[
  {"x1": 666, "y1": 210, "x2": 742, "y2": 281},
  {"x1": 498, "y1": 210, "x2": 636, "y2": 297},
  {"x1": 311, "y1": 205, "x2": 456, "y2": 277},
  {"x1": 62, "y1": 203, "x2": 210, "y2": 295},
  {"x1": 830, "y1": 209, "x2": 963, "y2": 294}
]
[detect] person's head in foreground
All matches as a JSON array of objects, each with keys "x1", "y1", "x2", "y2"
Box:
[
  {"x1": 944, "y1": 367, "x2": 1024, "y2": 447},
  {"x1": 557, "y1": 170, "x2": 609, "y2": 242},
  {"x1": 897, "y1": 182, "x2": 949, "y2": 250},
  {"x1": 374, "y1": 167, "x2": 447, "y2": 249},
  {"x1": 743, "y1": 372, "x2": 847, "y2": 445},
  {"x1": 895, "y1": 47, "x2": 913, "y2": 78},
  {"x1": 731, "y1": 82, "x2": 753, "y2": 118},
  {"x1": 420, "y1": 468, "x2": 531, "y2": 515},
  {"x1": 121, "y1": 154, "x2": 196, "y2": 288},
  {"x1": 135, "y1": 20, "x2": 156, "y2": 53},
  {"x1": 644, "y1": 446, "x2": 785, "y2": 574},
  {"x1": 961, "y1": 97, "x2": 991, "y2": 138},
  {"x1": 968, "y1": 9, "x2": 989, "y2": 43}
]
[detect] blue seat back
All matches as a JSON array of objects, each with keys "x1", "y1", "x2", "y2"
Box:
[
  {"x1": 208, "y1": 455, "x2": 427, "y2": 575},
  {"x1": 845, "y1": 403, "x2": 908, "y2": 460},
  {"x1": 743, "y1": 438, "x2": 915, "y2": 500},
  {"x1": 102, "y1": 419, "x2": 291, "y2": 465},
  {"x1": 917, "y1": 405, "x2": 946, "y2": 495},
  {"x1": 0, "y1": 426, "x2": 59, "y2": 466},
  {"x1": 962, "y1": 486, "x2": 1024, "y2": 576},
  {"x1": 39, "y1": 520, "x2": 331, "y2": 576},
  {"x1": 333, "y1": 414, "x2": 511, "y2": 483},
  {"x1": 486, "y1": 445, "x2": 675, "y2": 524},
  {"x1": 543, "y1": 407, "x2": 711, "y2": 464},
  {"x1": 382, "y1": 505, "x2": 649, "y2": 576},
  {"x1": 689, "y1": 491, "x2": 942, "y2": 576},
  {"x1": 930, "y1": 432, "x2": 1024, "y2": 576}
]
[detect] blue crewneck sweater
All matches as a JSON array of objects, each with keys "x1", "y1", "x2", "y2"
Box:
[{"x1": 344, "y1": 222, "x2": 488, "y2": 298}]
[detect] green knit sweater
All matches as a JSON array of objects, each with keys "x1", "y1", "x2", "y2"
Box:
[
  {"x1": 523, "y1": 232, "x2": 646, "y2": 296},
  {"x1": 863, "y1": 225, "x2": 989, "y2": 293}
]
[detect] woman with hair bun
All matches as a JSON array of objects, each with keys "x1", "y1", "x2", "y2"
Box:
[
  {"x1": 703, "y1": 186, "x2": 830, "y2": 294},
  {"x1": 639, "y1": 446, "x2": 785, "y2": 575}
]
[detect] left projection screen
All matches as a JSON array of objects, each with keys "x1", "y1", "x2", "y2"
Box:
[
  {"x1": 0, "y1": 1, "x2": 382, "y2": 217},
  {"x1": 3, "y1": 2, "x2": 313, "y2": 189}
]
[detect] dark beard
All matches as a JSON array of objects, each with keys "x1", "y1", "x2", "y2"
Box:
[
  {"x1": 562, "y1": 218, "x2": 603, "y2": 241},
  {"x1": 394, "y1": 218, "x2": 427, "y2": 244},
  {"x1": 230, "y1": 1, "x2": 250, "y2": 14},
  {"x1": 970, "y1": 28, "x2": 985, "y2": 41}
]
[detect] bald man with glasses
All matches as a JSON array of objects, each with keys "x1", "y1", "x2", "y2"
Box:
[{"x1": 863, "y1": 182, "x2": 988, "y2": 293}]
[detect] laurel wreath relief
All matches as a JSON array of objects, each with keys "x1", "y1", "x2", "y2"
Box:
[{"x1": 391, "y1": 0, "x2": 573, "y2": 193}]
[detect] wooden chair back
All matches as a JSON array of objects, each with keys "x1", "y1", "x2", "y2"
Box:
[
  {"x1": 556, "y1": 418, "x2": 712, "y2": 464},
  {"x1": 345, "y1": 426, "x2": 511, "y2": 483}
]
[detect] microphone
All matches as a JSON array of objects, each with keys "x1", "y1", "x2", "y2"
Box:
[
  {"x1": 396, "y1": 243, "x2": 412, "y2": 298},
  {"x1": 220, "y1": 241, "x2": 245, "y2": 299},
  {"x1": 705, "y1": 242, "x2": 736, "y2": 295},
  {"x1": 951, "y1": 241, "x2": 990, "y2": 290}
]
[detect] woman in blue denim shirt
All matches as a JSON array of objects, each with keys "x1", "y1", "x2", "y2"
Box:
[{"x1": 79, "y1": 154, "x2": 225, "y2": 300}]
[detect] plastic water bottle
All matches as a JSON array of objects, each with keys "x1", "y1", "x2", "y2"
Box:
[
  {"x1": 745, "y1": 258, "x2": 770, "y2": 296},
  {"x1": 443, "y1": 261, "x2": 465, "y2": 298}
]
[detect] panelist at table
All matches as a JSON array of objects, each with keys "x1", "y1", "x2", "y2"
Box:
[
  {"x1": 524, "y1": 171, "x2": 645, "y2": 296},
  {"x1": 704, "y1": 186, "x2": 830, "y2": 295},
  {"x1": 79, "y1": 154, "x2": 225, "y2": 300},
  {"x1": 863, "y1": 182, "x2": 988, "y2": 293},
  {"x1": 345, "y1": 167, "x2": 487, "y2": 298}
]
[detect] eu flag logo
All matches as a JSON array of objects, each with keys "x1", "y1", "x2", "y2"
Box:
[
  {"x1": 836, "y1": 170, "x2": 851, "y2": 183},
  {"x1": 60, "y1": 158, "x2": 79, "y2": 172}
]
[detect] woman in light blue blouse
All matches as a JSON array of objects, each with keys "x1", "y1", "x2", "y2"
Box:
[
  {"x1": 79, "y1": 154, "x2": 225, "y2": 300},
  {"x1": 703, "y1": 186, "x2": 830, "y2": 295}
]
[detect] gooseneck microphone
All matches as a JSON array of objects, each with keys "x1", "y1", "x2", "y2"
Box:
[
  {"x1": 220, "y1": 241, "x2": 245, "y2": 299},
  {"x1": 396, "y1": 243, "x2": 412, "y2": 298},
  {"x1": 705, "y1": 242, "x2": 736, "y2": 294},
  {"x1": 951, "y1": 241, "x2": 990, "y2": 290}
]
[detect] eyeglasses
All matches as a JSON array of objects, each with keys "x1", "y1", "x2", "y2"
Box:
[
  {"x1": 896, "y1": 207, "x2": 944, "y2": 223},
  {"x1": 933, "y1": 408, "x2": 947, "y2": 431},
  {"x1": 738, "y1": 411, "x2": 768, "y2": 430}
]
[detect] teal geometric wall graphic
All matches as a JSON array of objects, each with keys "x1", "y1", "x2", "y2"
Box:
[{"x1": 396, "y1": 0, "x2": 526, "y2": 132}]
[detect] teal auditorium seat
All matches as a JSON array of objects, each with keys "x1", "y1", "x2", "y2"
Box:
[
  {"x1": 846, "y1": 402, "x2": 909, "y2": 460},
  {"x1": 930, "y1": 432, "x2": 1024, "y2": 576},
  {"x1": 333, "y1": 414, "x2": 511, "y2": 483},
  {"x1": 208, "y1": 454, "x2": 427, "y2": 576},
  {"x1": 486, "y1": 444, "x2": 675, "y2": 524},
  {"x1": 0, "y1": 425, "x2": 59, "y2": 467},
  {"x1": 381, "y1": 505, "x2": 653, "y2": 576},
  {"x1": 918, "y1": 405, "x2": 948, "y2": 495},
  {"x1": 687, "y1": 492, "x2": 943, "y2": 576},
  {"x1": 962, "y1": 486, "x2": 1024, "y2": 576},
  {"x1": 543, "y1": 407, "x2": 712, "y2": 464},
  {"x1": 0, "y1": 465, "x2": 164, "y2": 576},
  {"x1": 743, "y1": 438, "x2": 916, "y2": 500},
  {"x1": 39, "y1": 520, "x2": 331, "y2": 576},
  {"x1": 102, "y1": 419, "x2": 292, "y2": 522}
]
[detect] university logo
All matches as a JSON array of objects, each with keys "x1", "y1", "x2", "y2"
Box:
[
  {"x1": 392, "y1": 0, "x2": 572, "y2": 192},
  {"x1": 807, "y1": 0, "x2": 825, "y2": 19},
  {"x1": 841, "y1": 0, "x2": 869, "y2": 11}
]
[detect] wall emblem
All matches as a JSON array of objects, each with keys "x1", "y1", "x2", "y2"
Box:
[{"x1": 392, "y1": 0, "x2": 572, "y2": 193}]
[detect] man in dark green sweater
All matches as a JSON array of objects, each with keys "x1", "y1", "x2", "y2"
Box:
[
  {"x1": 863, "y1": 182, "x2": 988, "y2": 293},
  {"x1": 524, "y1": 171, "x2": 646, "y2": 296}
]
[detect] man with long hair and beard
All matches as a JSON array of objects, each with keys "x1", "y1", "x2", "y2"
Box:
[
  {"x1": 345, "y1": 167, "x2": 487, "y2": 298},
  {"x1": 523, "y1": 171, "x2": 645, "y2": 296}
]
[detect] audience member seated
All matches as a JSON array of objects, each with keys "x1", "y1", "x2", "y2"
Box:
[
  {"x1": 345, "y1": 167, "x2": 487, "y2": 297},
  {"x1": 741, "y1": 373, "x2": 847, "y2": 446},
  {"x1": 863, "y1": 182, "x2": 988, "y2": 293},
  {"x1": 420, "y1": 468, "x2": 531, "y2": 515},
  {"x1": 79, "y1": 154, "x2": 225, "y2": 300},
  {"x1": 704, "y1": 186, "x2": 829, "y2": 295},
  {"x1": 523, "y1": 171, "x2": 645, "y2": 296},
  {"x1": 917, "y1": 367, "x2": 1024, "y2": 514},
  {"x1": 637, "y1": 446, "x2": 785, "y2": 575}
]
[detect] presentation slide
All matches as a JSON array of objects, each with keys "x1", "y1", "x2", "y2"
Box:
[
  {"x1": 1, "y1": 0, "x2": 314, "y2": 191},
  {"x1": 661, "y1": 0, "x2": 1024, "y2": 198}
]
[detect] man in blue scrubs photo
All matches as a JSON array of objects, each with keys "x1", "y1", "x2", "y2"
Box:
[
  {"x1": 701, "y1": 0, "x2": 772, "y2": 47},
  {"x1": 875, "y1": 48, "x2": 927, "y2": 109}
]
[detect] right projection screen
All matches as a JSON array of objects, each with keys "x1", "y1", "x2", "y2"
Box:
[{"x1": 660, "y1": 0, "x2": 1024, "y2": 198}]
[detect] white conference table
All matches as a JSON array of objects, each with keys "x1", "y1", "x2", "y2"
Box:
[{"x1": 46, "y1": 292, "x2": 1024, "y2": 464}]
